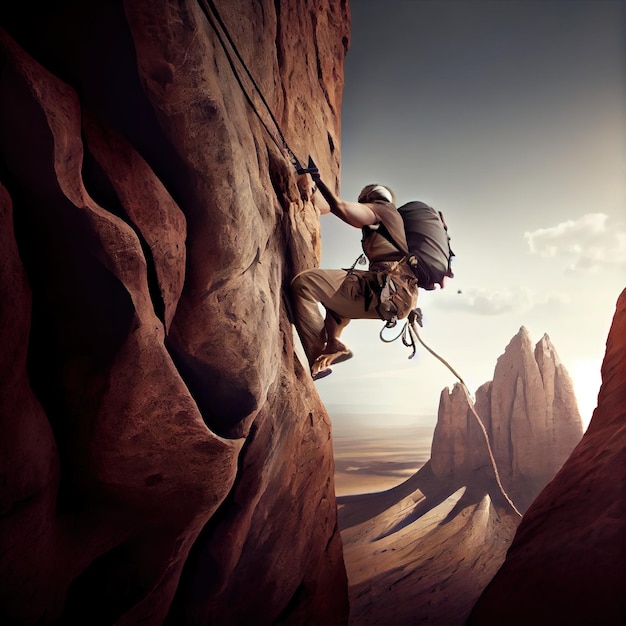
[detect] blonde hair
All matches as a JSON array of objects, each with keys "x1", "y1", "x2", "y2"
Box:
[{"x1": 357, "y1": 184, "x2": 396, "y2": 205}]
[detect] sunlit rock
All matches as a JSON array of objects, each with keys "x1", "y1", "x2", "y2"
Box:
[
  {"x1": 432, "y1": 326, "x2": 583, "y2": 511},
  {"x1": 469, "y1": 289, "x2": 626, "y2": 625}
]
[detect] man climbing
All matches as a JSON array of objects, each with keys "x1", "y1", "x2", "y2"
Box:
[{"x1": 291, "y1": 175, "x2": 419, "y2": 380}]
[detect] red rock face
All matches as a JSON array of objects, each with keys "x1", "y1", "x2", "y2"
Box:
[
  {"x1": 468, "y1": 289, "x2": 626, "y2": 625},
  {"x1": 0, "y1": 1, "x2": 350, "y2": 624}
]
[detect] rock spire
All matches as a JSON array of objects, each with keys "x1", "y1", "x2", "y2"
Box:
[{"x1": 431, "y1": 326, "x2": 583, "y2": 511}]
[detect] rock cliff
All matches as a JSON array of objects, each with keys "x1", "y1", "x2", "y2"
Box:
[
  {"x1": 432, "y1": 326, "x2": 583, "y2": 512},
  {"x1": 0, "y1": 2, "x2": 350, "y2": 624},
  {"x1": 469, "y1": 288, "x2": 626, "y2": 625}
]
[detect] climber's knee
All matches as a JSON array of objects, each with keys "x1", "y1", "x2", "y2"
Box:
[{"x1": 291, "y1": 271, "x2": 315, "y2": 299}]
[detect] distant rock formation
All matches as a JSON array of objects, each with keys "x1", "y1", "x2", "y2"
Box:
[
  {"x1": 0, "y1": 2, "x2": 349, "y2": 624},
  {"x1": 432, "y1": 326, "x2": 583, "y2": 512},
  {"x1": 339, "y1": 327, "x2": 584, "y2": 625},
  {"x1": 469, "y1": 288, "x2": 626, "y2": 625}
]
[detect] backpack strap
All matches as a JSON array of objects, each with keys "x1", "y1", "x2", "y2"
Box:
[
  {"x1": 374, "y1": 219, "x2": 409, "y2": 255},
  {"x1": 364, "y1": 201, "x2": 410, "y2": 254},
  {"x1": 371, "y1": 224, "x2": 419, "y2": 276},
  {"x1": 438, "y1": 210, "x2": 455, "y2": 280}
]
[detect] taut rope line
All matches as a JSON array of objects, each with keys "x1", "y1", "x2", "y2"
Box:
[{"x1": 197, "y1": 0, "x2": 305, "y2": 170}]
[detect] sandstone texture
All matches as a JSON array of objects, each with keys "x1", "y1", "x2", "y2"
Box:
[
  {"x1": 432, "y1": 326, "x2": 583, "y2": 512},
  {"x1": 0, "y1": 1, "x2": 350, "y2": 624},
  {"x1": 469, "y1": 289, "x2": 626, "y2": 625}
]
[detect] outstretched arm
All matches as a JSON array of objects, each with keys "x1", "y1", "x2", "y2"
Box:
[
  {"x1": 314, "y1": 177, "x2": 378, "y2": 228},
  {"x1": 310, "y1": 181, "x2": 331, "y2": 215}
]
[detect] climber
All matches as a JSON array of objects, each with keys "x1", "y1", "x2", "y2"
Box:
[{"x1": 291, "y1": 174, "x2": 419, "y2": 380}]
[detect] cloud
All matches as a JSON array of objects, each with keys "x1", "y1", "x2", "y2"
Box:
[
  {"x1": 524, "y1": 213, "x2": 626, "y2": 271},
  {"x1": 436, "y1": 286, "x2": 570, "y2": 316}
]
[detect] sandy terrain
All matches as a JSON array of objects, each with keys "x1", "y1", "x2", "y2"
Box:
[
  {"x1": 332, "y1": 424, "x2": 434, "y2": 496},
  {"x1": 337, "y1": 461, "x2": 520, "y2": 625}
]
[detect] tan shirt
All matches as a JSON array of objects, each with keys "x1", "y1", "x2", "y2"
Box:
[{"x1": 361, "y1": 200, "x2": 409, "y2": 267}]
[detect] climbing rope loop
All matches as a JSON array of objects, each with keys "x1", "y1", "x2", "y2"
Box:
[{"x1": 379, "y1": 320, "x2": 404, "y2": 344}]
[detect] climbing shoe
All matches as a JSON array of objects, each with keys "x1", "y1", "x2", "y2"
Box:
[
  {"x1": 312, "y1": 367, "x2": 332, "y2": 381},
  {"x1": 328, "y1": 349, "x2": 353, "y2": 366}
]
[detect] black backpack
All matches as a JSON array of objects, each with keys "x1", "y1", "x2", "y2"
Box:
[{"x1": 397, "y1": 201, "x2": 454, "y2": 290}]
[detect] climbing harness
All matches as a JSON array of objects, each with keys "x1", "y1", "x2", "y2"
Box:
[
  {"x1": 382, "y1": 309, "x2": 523, "y2": 518},
  {"x1": 197, "y1": 0, "x2": 318, "y2": 177}
]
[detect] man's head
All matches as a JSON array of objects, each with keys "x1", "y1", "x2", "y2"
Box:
[{"x1": 357, "y1": 184, "x2": 396, "y2": 205}]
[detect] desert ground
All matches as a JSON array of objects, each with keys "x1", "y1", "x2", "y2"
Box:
[
  {"x1": 333, "y1": 419, "x2": 521, "y2": 625},
  {"x1": 332, "y1": 421, "x2": 434, "y2": 496}
]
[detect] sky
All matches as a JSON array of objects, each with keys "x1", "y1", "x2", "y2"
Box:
[{"x1": 315, "y1": 0, "x2": 625, "y2": 433}]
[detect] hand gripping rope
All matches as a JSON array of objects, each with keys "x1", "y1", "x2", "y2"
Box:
[{"x1": 381, "y1": 310, "x2": 523, "y2": 518}]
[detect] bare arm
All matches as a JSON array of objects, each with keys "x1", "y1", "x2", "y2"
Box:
[
  {"x1": 311, "y1": 182, "x2": 331, "y2": 215},
  {"x1": 315, "y1": 178, "x2": 378, "y2": 227}
]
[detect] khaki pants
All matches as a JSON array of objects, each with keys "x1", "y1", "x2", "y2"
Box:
[{"x1": 291, "y1": 267, "x2": 417, "y2": 366}]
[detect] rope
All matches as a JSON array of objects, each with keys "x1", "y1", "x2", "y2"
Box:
[
  {"x1": 196, "y1": 0, "x2": 303, "y2": 169},
  {"x1": 385, "y1": 311, "x2": 523, "y2": 518},
  {"x1": 345, "y1": 253, "x2": 366, "y2": 274}
]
